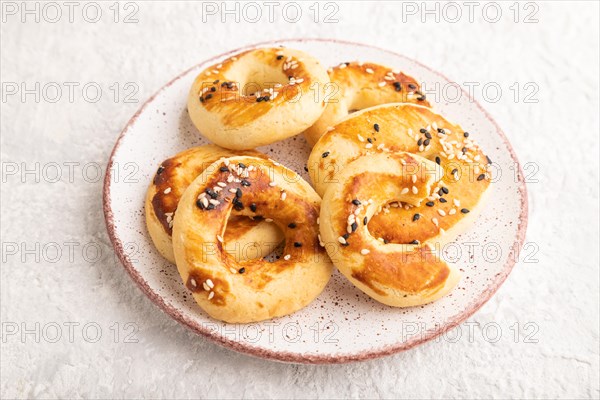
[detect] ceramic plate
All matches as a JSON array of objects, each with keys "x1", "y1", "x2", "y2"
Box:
[{"x1": 103, "y1": 39, "x2": 528, "y2": 364}]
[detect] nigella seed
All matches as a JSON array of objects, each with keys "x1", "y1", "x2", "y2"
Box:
[
  {"x1": 238, "y1": 267, "x2": 246, "y2": 274},
  {"x1": 463, "y1": 132, "x2": 470, "y2": 137},
  {"x1": 322, "y1": 151, "x2": 330, "y2": 158},
  {"x1": 410, "y1": 240, "x2": 420, "y2": 245},
  {"x1": 435, "y1": 156, "x2": 441, "y2": 165},
  {"x1": 294, "y1": 242, "x2": 302, "y2": 247},
  {"x1": 461, "y1": 208, "x2": 470, "y2": 214},
  {"x1": 426, "y1": 202, "x2": 434, "y2": 207},
  {"x1": 408, "y1": 83, "x2": 416, "y2": 90},
  {"x1": 439, "y1": 198, "x2": 447, "y2": 203},
  {"x1": 417, "y1": 138, "x2": 423, "y2": 146},
  {"x1": 250, "y1": 203, "x2": 257, "y2": 212},
  {"x1": 241, "y1": 179, "x2": 250, "y2": 187},
  {"x1": 441, "y1": 187, "x2": 449, "y2": 194},
  {"x1": 157, "y1": 166, "x2": 165, "y2": 175},
  {"x1": 423, "y1": 139, "x2": 431, "y2": 146},
  {"x1": 288, "y1": 222, "x2": 297, "y2": 228},
  {"x1": 363, "y1": 216, "x2": 368, "y2": 225},
  {"x1": 351, "y1": 222, "x2": 358, "y2": 232},
  {"x1": 374, "y1": 123, "x2": 380, "y2": 132},
  {"x1": 196, "y1": 199, "x2": 205, "y2": 209},
  {"x1": 424, "y1": 131, "x2": 432, "y2": 139},
  {"x1": 477, "y1": 174, "x2": 486, "y2": 181},
  {"x1": 235, "y1": 188, "x2": 242, "y2": 198},
  {"x1": 413, "y1": 214, "x2": 420, "y2": 221},
  {"x1": 352, "y1": 199, "x2": 361, "y2": 206}
]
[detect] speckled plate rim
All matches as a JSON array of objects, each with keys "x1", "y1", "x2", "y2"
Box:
[{"x1": 103, "y1": 38, "x2": 529, "y2": 364}]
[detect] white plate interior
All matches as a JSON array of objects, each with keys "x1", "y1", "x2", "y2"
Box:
[{"x1": 105, "y1": 39, "x2": 526, "y2": 362}]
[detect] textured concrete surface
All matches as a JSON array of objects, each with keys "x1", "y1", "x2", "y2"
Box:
[{"x1": 1, "y1": 1, "x2": 598, "y2": 398}]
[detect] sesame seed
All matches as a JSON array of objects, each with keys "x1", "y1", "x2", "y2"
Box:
[
  {"x1": 374, "y1": 123, "x2": 380, "y2": 132},
  {"x1": 401, "y1": 188, "x2": 409, "y2": 195},
  {"x1": 413, "y1": 214, "x2": 420, "y2": 221},
  {"x1": 477, "y1": 174, "x2": 486, "y2": 181},
  {"x1": 205, "y1": 279, "x2": 214, "y2": 289},
  {"x1": 439, "y1": 198, "x2": 447, "y2": 203},
  {"x1": 363, "y1": 216, "x2": 368, "y2": 225},
  {"x1": 238, "y1": 267, "x2": 246, "y2": 274},
  {"x1": 202, "y1": 282, "x2": 210, "y2": 291},
  {"x1": 209, "y1": 199, "x2": 220, "y2": 206},
  {"x1": 196, "y1": 199, "x2": 205, "y2": 209},
  {"x1": 393, "y1": 82, "x2": 402, "y2": 91},
  {"x1": 241, "y1": 179, "x2": 250, "y2": 187},
  {"x1": 365, "y1": 143, "x2": 373, "y2": 149},
  {"x1": 288, "y1": 222, "x2": 296, "y2": 228},
  {"x1": 410, "y1": 240, "x2": 420, "y2": 245},
  {"x1": 294, "y1": 242, "x2": 302, "y2": 247},
  {"x1": 463, "y1": 132, "x2": 469, "y2": 137},
  {"x1": 435, "y1": 156, "x2": 441, "y2": 165},
  {"x1": 412, "y1": 186, "x2": 418, "y2": 194},
  {"x1": 269, "y1": 181, "x2": 277, "y2": 187},
  {"x1": 338, "y1": 236, "x2": 347, "y2": 244},
  {"x1": 432, "y1": 218, "x2": 439, "y2": 226},
  {"x1": 351, "y1": 222, "x2": 358, "y2": 232},
  {"x1": 208, "y1": 291, "x2": 215, "y2": 300},
  {"x1": 281, "y1": 191, "x2": 287, "y2": 201},
  {"x1": 449, "y1": 209, "x2": 457, "y2": 215},
  {"x1": 408, "y1": 83, "x2": 416, "y2": 90},
  {"x1": 424, "y1": 131, "x2": 432, "y2": 139},
  {"x1": 441, "y1": 187, "x2": 449, "y2": 194},
  {"x1": 361, "y1": 249, "x2": 370, "y2": 255},
  {"x1": 438, "y1": 209, "x2": 446, "y2": 216},
  {"x1": 250, "y1": 203, "x2": 257, "y2": 212},
  {"x1": 366, "y1": 68, "x2": 374, "y2": 74},
  {"x1": 216, "y1": 235, "x2": 223, "y2": 242},
  {"x1": 453, "y1": 199, "x2": 461, "y2": 207},
  {"x1": 412, "y1": 174, "x2": 417, "y2": 183},
  {"x1": 426, "y1": 201, "x2": 434, "y2": 207},
  {"x1": 423, "y1": 139, "x2": 430, "y2": 146},
  {"x1": 322, "y1": 151, "x2": 330, "y2": 158},
  {"x1": 284, "y1": 254, "x2": 291, "y2": 261},
  {"x1": 461, "y1": 208, "x2": 470, "y2": 214},
  {"x1": 163, "y1": 187, "x2": 172, "y2": 194},
  {"x1": 217, "y1": 182, "x2": 227, "y2": 188},
  {"x1": 357, "y1": 134, "x2": 365, "y2": 142},
  {"x1": 265, "y1": 218, "x2": 273, "y2": 222},
  {"x1": 190, "y1": 278, "x2": 197, "y2": 287}
]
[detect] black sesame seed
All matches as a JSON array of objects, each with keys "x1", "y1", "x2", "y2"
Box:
[
  {"x1": 276, "y1": 55, "x2": 284, "y2": 60},
  {"x1": 233, "y1": 202, "x2": 244, "y2": 211},
  {"x1": 199, "y1": 96, "x2": 204, "y2": 103},
  {"x1": 477, "y1": 174, "x2": 486, "y2": 181},
  {"x1": 425, "y1": 131, "x2": 432, "y2": 139},
  {"x1": 367, "y1": 138, "x2": 373, "y2": 143},
  {"x1": 419, "y1": 128, "x2": 427, "y2": 133},
  {"x1": 196, "y1": 199, "x2": 205, "y2": 209},
  {"x1": 462, "y1": 147, "x2": 467, "y2": 154},
  {"x1": 213, "y1": 80, "x2": 219, "y2": 84},
  {"x1": 256, "y1": 96, "x2": 264, "y2": 102},
  {"x1": 157, "y1": 166, "x2": 165, "y2": 175},
  {"x1": 294, "y1": 242, "x2": 302, "y2": 247},
  {"x1": 423, "y1": 139, "x2": 431, "y2": 146},
  {"x1": 426, "y1": 201, "x2": 434, "y2": 207},
  {"x1": 413, "y1": 214, "x2": 420, "y2": 221},
  {"x1": 210, "y1": 86, "x2": 216, "y2": 92},
  {"x1": 393, "y1": 81, "x2": 401, "y2": 91},
  {"x1": 438, "y1": 128, "x2": 445, "y2": 134},
  {"x1": 408, "y1": 83, "x2": 416, "y2": 90},
  {"x1": 363, "y1": 216, "x2": 368, "y2": 225},
  {"x1": 352, "y1": 199, "x2": 361, "y2": 206},
  {"x1": 374, "y1": 123, "x2": 380, "y2": 132},
  {"x1": 238, "y1": 162, "x2": 246, "y2": 169},
  {"x1": 250, "y1": 203, "x2": 257, "y2": 212},
  {"x1": 219, "y1": 166, "x2": 229, "y2": 172},
  {"x1": 461, "y1": 208, "x2": 470, "y2": 214},
  {"x1": 435, "y1": 156, "x2": 441, "y2": 165},
  {"x1": 322, "y1": 151, "x2": 330, "y2": 158},
  {"x1": 288, "y1": 222, "x2": 297, "y2": 228},
  {"x1": 206, "y1": 189, "x2": 218, "y2": 199},
  {"x1": 341, "y1": 242, "x2": 350, "y2": 247},
  {"x1": 207, "y1": 204, "x2": 215, "y2": 210},
  {"x1": 342, "y1": 233, "x2": 350, "y2": 240},
  {"x1": 451, "y1": 168, "x2": 458, "y2": 175},
  {"x1": 410, "y1": 240, "x2": 420, "y2": 245},
  {"x1": 441, "y1": 186, "x2": 449, "y2": 194},
  {"x1": 463, "y1": 132, "x2": 469, "y2": 137},
  {"x1": 351, "y1": 222, "x2": 358, "y2": 232},
  {"x1": 417, "y1": 138, "x2": 423, "y2": 146},
  {"x1": 205, "y1": 93, "x2": 213, "y2": 100},
  {"x1": 438, "y1": 188, "x2": 445, "y2": 196},
  {"x1": 304, "y1": 166, "x2": 308, "y2": 172},
  {"x1": 417, "y1": 95, "x2": 426, "y2": 101},
  {"x1": 241, "y1": 179, "x2": 250, "y2": 187},
  {"x1": 238, "y1": 267, "x2": 246, "y2": 274},
  {"x1": 439, "y1": 198, "x2": 447, "y2": 203},
  {"x1": 235, "y1": 188, "x2": 242, "y2": 198}
]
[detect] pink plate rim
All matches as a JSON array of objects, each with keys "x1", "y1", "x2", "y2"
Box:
[{"x1": 102, "y1": 38, "x2": 529, "y2": 364}]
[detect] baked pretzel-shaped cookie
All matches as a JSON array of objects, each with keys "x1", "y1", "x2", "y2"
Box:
[
  {"x1": 319, "y1": 152, "x2": 460, "y2": 306},
  {"x1": 172, "y1": 156, "x2": 333, "y2": 323},
  {"x1": 304, "y1": 62, "x2": 430, "y2": 146},
  {"x1": 145, "y1": 145, "x2": 282, "y2": 263},
  {"x1": 188, "y1": 47, "x2": 330, "y2": 150},
  {"x1": 309, "y1": 103, "x2": 492, "y2": 245}
]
